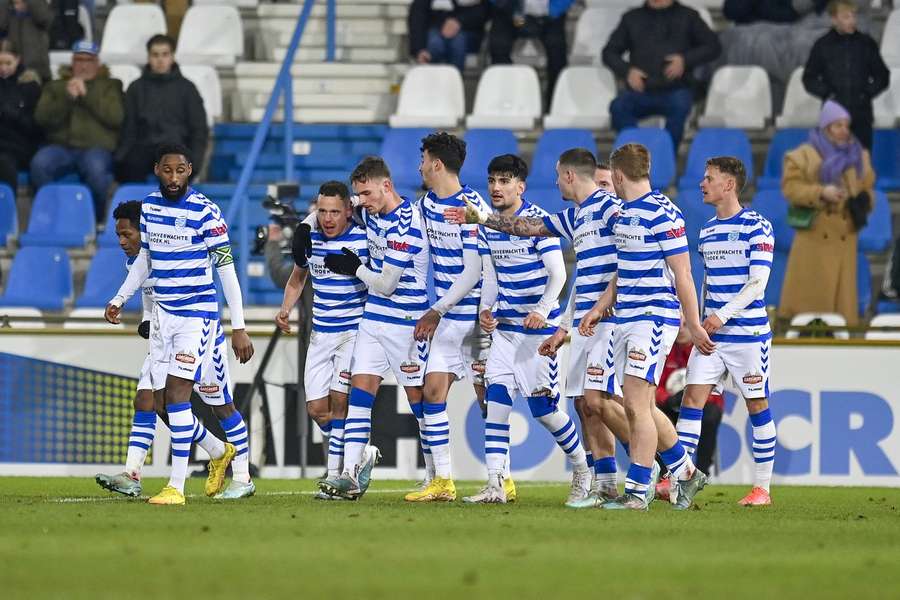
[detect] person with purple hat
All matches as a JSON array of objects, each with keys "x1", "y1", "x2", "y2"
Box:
[
  {"x1": 30, "y1": 40, "x2": 124, "y2": 223},
  {"x1": 779, "y1": 99, "x2": 875, "y2": 326}
]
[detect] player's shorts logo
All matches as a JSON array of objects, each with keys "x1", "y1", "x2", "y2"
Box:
[
  {"x1": 339, "y1": 370, "x2": 351, "y2": 382},
  {"x1": 586, "y1": 363, "x2": 604, "y2": 376},
  {"x1": 628, "y1": 349, "x2": 646, "y2": 362},
  {"x1": 471, "y1": 360, "x2": 486, "y2": 374},
  {"x1": 400, "y1": 361, "x2": 421, "y2": 374},
  {"x1": 530, "y1": 387, "x2": 552, "y2": 398},
  {"x1": 175, "y1": 351, "x2": 196, "y2": 364},
  {"x1": 175, "y1": 215, "x2": 187, "y2": 230},
  {"x1": 198, "y1": 384, "x2": 219, "y2": 394},
  {"x1": 742, "y1": 372, "x2": 764, "y2": 385}
]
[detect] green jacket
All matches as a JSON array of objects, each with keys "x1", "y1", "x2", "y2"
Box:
[{"x1": 35, "y1": 65, "x2": 124, "y2": 152}]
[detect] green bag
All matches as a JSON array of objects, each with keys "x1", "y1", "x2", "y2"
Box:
[{"x1": 787, "y1": 205, "x2": 817, "y2": 229}]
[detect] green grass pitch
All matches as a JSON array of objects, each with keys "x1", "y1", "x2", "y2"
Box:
[{"x1": 1, "y1": 477, "x2": 899, "y2": 599}]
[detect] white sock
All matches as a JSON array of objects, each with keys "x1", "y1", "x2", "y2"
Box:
[
  {"x1": 750, "y1": 408, "x2": 777, "y2": 492},
  {"x1": 675, "y1": 406, "x2": 703, "y2": 458},
  {"x1": 410, "y1": 403, "x2": 434, "y2": 479},
  {"x1": 219, "y1": 410, "x2": 250, "y2": 483},
  {"x1": 485, "y1": 385, "x2": 513, "y2": 475},
  {"x1": 327, "y1": 419, "x2": 344, "y2": 478},
  {"x1": 343, "y1": 388, "x2": 374, "y2": 479},
  {"x1": 537, "y1": 409, "x2": 588, "y2": 469},
  {"x1": 423, "y1": 402, "x2": 451, "y2": 479},
  {"x1": 124, "y1": 410, "x2": 156, "y2": 479},
  {"x1": 166, "y1": 402, "x2": 194, "y2": 493},
  {"x1": 193, "y1": 415, "x2": 225, "y2": 460}
]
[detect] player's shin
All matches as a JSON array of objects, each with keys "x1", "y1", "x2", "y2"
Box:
[
  {"x1": 749, "y1": 404, "x2": 776, "y2": 492},
  {"x1": 193, "y1": 415, "x2": 225, "y2": 459},
  {"x1": 528, "y1": 395, "x2": 587, "y2": 468},
  {"x1": 166, "y1": 402, "x2": 195, "y2": 493},
  {"x1": 343, "y1": 387, "x2": 375, "y2": 479},
  {"x1": 423, "y1": 400, "x2": 452, "y2": 479},
  {"x1": 218, "y1": 406, "x2": 251, "y2": 483},
  {"x1": 409, "y1": 400, "x2": 434, "y2": 479},
  {"x1": 125, "y1": 410, "x2": 157, "y2": 479},
  {"x1": 484, "y1": 384, "x2": 513, "y2": 478}
]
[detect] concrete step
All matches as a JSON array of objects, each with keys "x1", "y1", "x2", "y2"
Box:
[
  {"x1": 247, "y1": 106, "x2": 390, "y2": 123},
  {"x1": 266, "y1": 30, "x2": 396, "y2": 47},
  {"x1": 256, "y1": 3, "x2": 409, "y2": 19},
  {"x1": 235, "y1": 76, "x2": 394, "y2": 95},
  {"x1": 271, "y1": 46, "x2": 401, "y2": 63},
  {"x1": 257, "y1": 16, "x2": 406, "y2": 36},
  {"x1": 235, "y1": 61, "x2": 406, "y2": 79}
]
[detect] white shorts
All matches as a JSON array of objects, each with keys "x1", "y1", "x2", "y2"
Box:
[
  {"x1": 350, "y1": 319, "x2": 428, "y2": 387},
  {"x1": 686, "y1": 338, "x2": 771, "y2": 399},
  {"x1": 469, "y1": 332, "x2": 492, "y2": 387},
  {"x1": 565, "y1": 323, "x2": 622, "y2": 398},
  {"x1": 613, "y1": 320, "x2": 679, "y2": 387},
  {"x1": 305, "y1": 329, "x2": 356, "y2": 400},
  {"x1": 425, "y1": 317, "x2": 487, "y2": 382},
  {"x1": 485, "y1": 328, "x2": 559, "y2": 398}
]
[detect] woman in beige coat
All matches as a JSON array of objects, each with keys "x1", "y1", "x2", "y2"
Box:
[{"x1": 779, "y1": 100, "x2": 875, "y2": 326}]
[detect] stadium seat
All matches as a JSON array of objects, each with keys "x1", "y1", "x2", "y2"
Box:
[
  {"x1": 757, "y1": 129, "x2": 808, "y2": 189},
  {"x1": 612, "y1": 128, "x2": 676, "y2": 190},
  {"x1": 872, "y1": 129, "x2": 900, "y2": 190},
  {"x1": 0, "y1": 246, "x2": 72, "y2": 310},
  {"x1": 699, "y1": 66, "x2": 772, "y2": 129},
  {"x1": 76, "y1": 247, "x2": 143, "y2": 312},
  {"x1": 100, "y1": 4, "x2": 167, "y2": 64},
  {"x1": 19, "y1": 184, "x2": 95, "y2": 248},
  {"x1": 466, "y1": 65, "x2": 542, "y2": 130},
  {"x1": 877, "y1": 299, "x2": 900, "y2": 314},
  {"x1": 766, "y1": 250, "x2": 789, "y2": 307},
  {"x1": 873, "y1": 68, "x2": 900, "y2": 128},
  {"x1": 775, "y1": 68, "x2": 820, "y2": 128},
  {"x1": 0, "y1": 307, "x2": 46, "y2": 328},
  {"x1": 529, "y1": 129, "x2": 596, "y2": 187},
  {"x1": 866, "y1": 314, "x2": 900, "y2": 340},
  {"x1": 459, "y1": 129, "x2": 519, "y2": 189},
  {"x1": 678, "y1": 128, "x2": 754, "y2": 190},
  {"x1": 543, "y1": 66, "x2": 616, "y2": 130},
  {"x1": 858, "y1": 190, "x2": 892, "y2": 253},
  {"x1": 785, "y1": 312, "x2": 849, "y2": 339},
  {"x1": 179, "y1": 65, "x2": 223, "y2": 126},
  {"x1": 63, "y1": 307, "x2": 125, "y2": 329},
  {"x1": 881, "y1": 9, "x2": 900, "y2": 68},
  {"x1": 389, "y1": 66, "x2": 465, "y2": 129},
  {"x1": 379, "y1": 127, "x2": 431, "y2": 192},
  {"x1": 858, "y1": 251, "x2": 871, "y2": 317},
  {"x1": 176, "y1": 6, "x2": 244, "y2": 67},
  {"x1": 98, "y1": 185, "x2": 157, "y2": 247},
  {"x1": 675, "y1": 188, "x2": 714, "y2": 248},
  {"x1": 750, "y1": 189, "x2": 794, "y2": 252},
  {"x1": 523, "y1": 185, "x2": 567, "y2": 215},
  {"x1": 108, "y1": 64, "x2": 142, "y2": 91},
  {"x1": 0, "y1": 183, "x2": 16, "y2": 247},
  {"x1": 569, "y1": 9, "x2": 624, "y2": 65}
]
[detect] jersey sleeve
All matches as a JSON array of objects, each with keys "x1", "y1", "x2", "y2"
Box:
[
  {"x1": 534, "y1": 228, "x2": 562, "y2": 256},
  {"x1": 748, "y1": 219, "x2": 775, "y2": 270},
  {"x1": 542, "y1": 206, "x2": 576, "y2": 241},
  {"x1": 201, "y1": 203, "x2": 231, "y2": 250},
  {"x1": 139, "y1": 205, "x2": 149, "y2": 250},
  {"x1": 652, "y1": 205, "x2": 688, "y2": 257},
  {"x1": 383, "y1": 219, "x2": 421, "y2": 270},
  {"x1": 460, "y1": 222, "x2": 481, "y2": 253}
]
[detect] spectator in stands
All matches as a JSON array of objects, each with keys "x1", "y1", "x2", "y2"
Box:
[
  {"x1": 48, "y1": 0, "x2": 85, "y2": 52},
  {"x1": 115, "y1": 34, "x2": 208, "y2": 183},
  {"x1": 0, "y1": 39, "x2": 41, "y2": 192},
  {"x1": 31, "y1": 41, "x2": 123, "y2": 222},
  {"x1": 780, "y1": 100, "x2": 874, "y2": 326},
  {"x1": 0, "y1": 0, "x2": 52, "y2": 82},
  {"x1": 602, "y1": 0, "x2": 720, "y2": 151},
  {"x1": 407, "y1": 0, "x2": 488, "y2": 73},
  {"x1": 488, "y1": 0, "x2": 572, "y2": 107},
  {"x1": 802, "y1": 0, "x2": 889, "y2": 150}
]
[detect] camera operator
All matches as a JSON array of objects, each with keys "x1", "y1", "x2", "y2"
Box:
[{"x1": 264, "y1": 222, "x2": 297, "y2": 290}]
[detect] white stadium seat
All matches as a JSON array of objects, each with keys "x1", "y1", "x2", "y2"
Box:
[
  {"x1": 179, "y1": 65, "x2": 223, "y2": 126},
  {"x1": 466, "y1": 65, "x2": 542, "y2": 130},
  {"x1": 389, "y1": 65, "x2": 465, "y2": 128},
  {"x1": 99, "y1": 4, "x2": 167, "y2": 65},
  {"x1": 873, "y1": 68, "x2": 900, "y2": 129},
  {"x1": 543, "y1": 66, "x2": 616, "y2": 129},
  {"x1": 176, "y1": 5, "x2": 244, "y2": 67},
  {"x1": 865, "y1": 314, "x2": 900, "y2": 340},
  {"x1": 776, "y1": 68, "x2": 821, "y2": 128},
  {"x1": 63, "y1": 308, "x2": 124, "y2": 330},
  {"x1": 0, "y1": 308, "x2": 46, "y2": 328},
  {"x1": 881, "y1": 10, "x2": 900, "y2": 68},
  {"x1": 570, "y1": 8, "x2": 624, "y2": 65},
  {"x1": 785, "y1": 312, "x2": 849, "y2": 340},
  {"x1": 108, "y1": 64, "x2": 142, "y2": 92},
  {"x1": 699, "y1": 66, "x2": 772, "y2": 129}
]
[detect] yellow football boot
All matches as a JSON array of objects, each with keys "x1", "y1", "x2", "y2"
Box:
[
  {"x1": 148, "y1": 485, "x2": 185, "y2": 505},
  {"x1": 403, "y1": 476, "x2": 457, "y2": 502},
  {"x1": 205, "y1": 443, "x2": 236, "y2": 497},
  {"x1": 504, "y1": 477, "x2": 517, "y2": 503}
]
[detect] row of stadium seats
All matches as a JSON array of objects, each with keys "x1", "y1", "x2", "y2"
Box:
[{"x1": 390, "y1": 64, "x2": 900, "y2": 132}]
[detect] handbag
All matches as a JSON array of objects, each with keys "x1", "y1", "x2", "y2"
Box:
[
  {"x1": 787, "y1": 205, "x2": 817, "y2": 229},
  {"x1": 847, "y1": 191, "x2": 870, "y2": 232}
]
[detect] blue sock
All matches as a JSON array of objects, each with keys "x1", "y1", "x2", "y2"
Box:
[
  {"x1": 585, "y1": 452, "x2": 595, "y2": 469},
  {"x1": 124, "y1": 410, "x2": 156, "y2": 477},
  {"x1": 344, "y1": 387, "x2": 374, "y2": 477},
  {"x1": 660, "y1": 441, "x2": 692, "y2": 480},
  {"x1": 750, "y1": 408, "x2": 777, "y2": 492},
  {"x1": 423, "y1": 402, "x2": 451, "y2": 478},
  {"x1": 676, "y1": 406, "x2": 703, "y2": 458},
  {"x1": 219, "y1": 410, "x2": 251, "y2": 483},
  {"x1": 409, "y1": 401, "x2": 432, "y2": 475},
  {"x1": 594, "y1": 456, "x2": 617, "y2": 484},
  {"x1": 485, "y1": 384, "x2": 513, "y2": 475},
  {"x1": 624, "y1": 463, "x2": 652, "y2": 499},
  {"x1": 327, "y1": 418, "x2": 344, "y2": 478}
]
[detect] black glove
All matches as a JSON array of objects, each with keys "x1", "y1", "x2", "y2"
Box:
[
  {"x1": 137, "y1": 320, "x2": 150, "y2": 339},
  {"x1": 324, "y1": 247, "x2": 362, "y2": 276},
  {"x1": 292, "y1": 223, "x2": 312, "y2": 268}
]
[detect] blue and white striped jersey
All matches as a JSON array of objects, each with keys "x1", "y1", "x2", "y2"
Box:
[
  {"x1": 613, "y1": 191, "x2": 687, "y2": 327},
  {"x1": 541, "y1": 189, "x2": 621, "y2": 326},
  {"x1": 419, "y1": 186, "x2": 490, "y2": 321},
  {"x1": 698, "y1": 208, "x2": 774, "y2": 343},
  {"x1": 306, "y1": 216, "x2": 369, "y2": 333},
  {"x1": 484, "y1": 200, "x2": 562, "y2": 335},
  {"x1": 126, "y1": 254, "x2": 156, "y2": 307},
  {"x1": 139, "y1": 189, "x2": 228, "y2": 320},
  {"x1": 362, "y1": 197, "x2": 430, "y2": 326}
]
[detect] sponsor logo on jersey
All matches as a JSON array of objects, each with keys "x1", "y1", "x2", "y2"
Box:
[
  {"x1": 586, "y1": 363, "x2": 604, "y2": 377},
  {"x1": 209, "y1": 224, "x2": 228, "y2": 236},
  {"x1": 754, "y1": 242, "x2": 774, "y2": 252},
  {"x1": 628, "y1": 349, "x2": 646, "y2": 362},
  {"x1": 400, "y1": 361, "x2": 421, "y2": 373},
  {"x1": 742, "y1": 372, "x2": 764, "y2": 385},
  {"x1": 666, "y1": 226, "x2": 686, "y2": 239},
  {"x1": 175, "y1": 351, "x2": 196, "y2": 364},
  {"x1": 387, "y1": 240, "x2": 409, "y2": 252},
  {"x1": 198, "y1": 384, "x2": 220, "y2": 394}
]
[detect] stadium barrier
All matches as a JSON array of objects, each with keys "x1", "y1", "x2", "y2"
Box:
[{"x1": 1, "y1": 331, "x2": 898, "y2": 487}]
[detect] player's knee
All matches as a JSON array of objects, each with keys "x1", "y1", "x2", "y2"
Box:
[
  {"x1": 307, "y1": 400, "x2": 331, "y2": 424},
  {"x1": 212, "y1": 403, "x2": 236, "y2": 420},
  {"x1": 746, "y1": 398, "x2": 768, "y2": 415},
  {"x1": 134, "y1": 390, "x2": 154, "y2": 412},
  {"x1": 527, "y1": 394, "x2": 556, "y2": 419}
]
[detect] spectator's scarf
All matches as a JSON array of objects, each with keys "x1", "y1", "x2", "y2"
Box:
[{"x1": 808, "y1": 128, "x2": 863, "y2": 185}]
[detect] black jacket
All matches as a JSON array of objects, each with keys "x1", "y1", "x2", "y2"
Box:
[
  {"x1": 602, "y1": 1, "x2": 721, "y2": 92},
  {"x1": 0, "y1": 63, "x2": 42, "y2": 162},
  {"x1": 803, "y1": 29, "x2": 890, "y2": 119},
  {"x1": 116, "y1": 63, "x2": 208, "y2": 167},
  {"x1": 723, "y1": 0, "x2": 827, "y2": 24},
  {"x1": 407, "y1": 0, "x2": 488, "y2": 57}
]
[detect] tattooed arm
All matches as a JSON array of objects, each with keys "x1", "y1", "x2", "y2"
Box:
[{"x1": 443, "y1": 200, "x2": 558, "y2": 238}]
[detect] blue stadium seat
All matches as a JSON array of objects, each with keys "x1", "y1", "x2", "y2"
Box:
[
  {"x1": 523, "y1": 185, "x2": 568, "y2": 216},
  {"x1": 529, "y1": 129, "x2": 596, "y2": 187},
  {"x1": 750, "y1": 190, "x2": 794, "y2": 252},
  {"x1": 612, "y1": 128, "x2": 676, "y2": 190},
  {"x1": 76, "y1": 247, "x2": 143, "y2": 312},
  {"x1": 872, "y1": 129, "x2": 900, "y2": 190},
  {"x1": 0, "y1": 246, "x2": 72, "y2": 310},
  {"x1": 858, "y1": 251, "x2": 871, "y2": 317},
  {"x1": 675, "y1": 188, "x2": 715, "y2": 248},
  {"x1": 858, "y1": 190, "x2": 892, "y2": 252},
  {"x1": 678, "y1": 128, "x2": 754, "y2": 190},
  {"x1": 379, "y1": 127, "x2": 432, "y2": 191},
  {"x1": 98, "y1": 184, "x2": 158, "y2": 247},
  {"x1": 877, "y1": 299, "x2": 900, "y2": 314},
  {"x1": 460, "y1": 129, "x2": 519, "y2": 188},
  {"x1": 0, "y1": 183, "x2": 16, "y2": 247},
  {"x1": 19, "y1": 184, "x2": 95, "y2": 248},
  {"x1": 757, "y1": 128, "x2": 807, "y2": 189}
]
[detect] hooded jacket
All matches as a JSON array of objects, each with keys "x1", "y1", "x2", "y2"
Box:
[
  {"x1": 0, "y1": 62, "x2": 42, "y2": 161},
  {"x1": 34, "y1": 63, "x2": 124, "y2": 151}
]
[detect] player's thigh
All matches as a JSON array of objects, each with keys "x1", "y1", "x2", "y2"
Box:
[
  {"x1": 328, "y1": 330, "x2": 357, "y2": 397},
  {"x1": 565, "y1": 329, "x2": 589, "y2": 399},
  {"x1": 463, "y1": 329, "x2": 491, "y2": 387},
  {"x1": 484, "y1": 329, "x2": 519, "y2": 396},
  {"x1": 305, "y1": 331, "x2": 346, "y2": 401},
  {"x1": 349, "y1": 321, "x2": 392, "y2": 382},
  {"x1": 196, "y1": 321, "x2": 231, "y2": 407},
  {"x1": 166, "y1": 314, "x2": 208, "y2": 382},
  {"x1": 721, "y1": 340, "x2": 771, "y2": 400},
  {"x1": 379, "y1": 323, "x2": 427, "y2": 388},
  {"x1": 686, "y1": 345, "x2": 727, "y2": 389},
  {"x1": 619, "y1": 321, "x2": 677, "y2": 387},
  {"x1": 584, "y1": 322, "x2": 621, "y2": 397},
  {"x1": 424, "y1": 318, "x2": 468, "y2": 380},
  {"x1": 509, "y1": 331, "x2": 558, "y2": 399}
]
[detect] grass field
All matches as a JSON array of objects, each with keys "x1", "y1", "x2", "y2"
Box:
[{"x1": 1, "y1": 477, "x2": 899, "y2": 599}]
